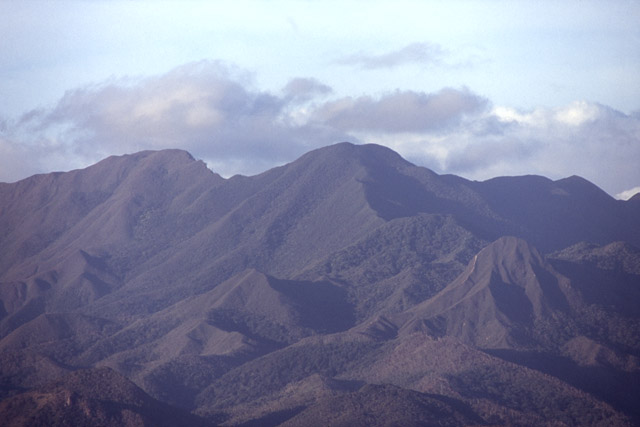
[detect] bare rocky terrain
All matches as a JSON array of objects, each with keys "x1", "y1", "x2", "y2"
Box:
[{"x1": 1, "y1": 142, "x2": 639, "y2": 425}]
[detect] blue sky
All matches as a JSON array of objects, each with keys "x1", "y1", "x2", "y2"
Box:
[{"x1": 1, "y1": 0, "x2": 639, "y2": 198}]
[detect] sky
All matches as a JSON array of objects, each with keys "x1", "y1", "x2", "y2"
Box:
[{"x1": 1, "y1": 0, "x2": 639, "y2": 199}]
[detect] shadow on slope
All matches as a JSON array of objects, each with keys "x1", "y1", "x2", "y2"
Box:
[
  {"x1": 485, "y1": 347, "x2": 640, "y2": 424},
  {"x1": 204, "y1": 269, "x2": 355, "y2": 344}
]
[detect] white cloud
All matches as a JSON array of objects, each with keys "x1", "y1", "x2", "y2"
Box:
[
  {"x1": 0, "y1": 61, "x2": 351, "y2": 180},
  {"x1": 616, "y1": 186, "x2": 640, "y2": 200},
  {"x1": 336, "y1": 42, "x2": 448, "y2": 69},
  {"x1": 393, "y1": 101, "x2": 640, "y2": 196},
  {"x1": 554, "y1": 101, "x2": 600, "y2": 126},
  {"x1": 492, "y1": 106, "x2": 545, "y2": 126}
]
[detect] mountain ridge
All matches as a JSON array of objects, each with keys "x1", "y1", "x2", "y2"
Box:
[{"x1": 1, "y1": 142, "x2": 639, "y2": 425}]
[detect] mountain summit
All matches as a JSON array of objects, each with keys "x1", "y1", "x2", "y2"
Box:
[
  {"x1": 403, "y1": 236, "x2": 575, "y2": 348},
  {"x1": 1, "y1": 143, "x2": 639, "y2": 425}
]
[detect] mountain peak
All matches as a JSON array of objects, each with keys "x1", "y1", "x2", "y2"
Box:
[
  {"x1": 554, "y1": 175, "x2": 614, "y2": 202},
  {"x1": 405, "y1": 236, "x2": 572, "y2": 348},
  {"x1": 102, "y1": 148, "x2": 195, "y2": 163},
  {"x1": 289, "y1": 142, "x2": 414, "y2": 173},
  {"x1": 477, "y1": 235, "x2": 545, "y2": 268},
  {"x1": 92, "y1": 148, "x2": 214, "y2": 180},
  {"x1": 441, "y1": 236, "x2": 551, "y2": 304}
]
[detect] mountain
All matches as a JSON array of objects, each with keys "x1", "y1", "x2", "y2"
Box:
[
  {"x1": 400, "y1": 236, "x2": 576, "y2": 349},
  {"x1": 1, "y1": 142, "x2": 639, "y2": 425}
]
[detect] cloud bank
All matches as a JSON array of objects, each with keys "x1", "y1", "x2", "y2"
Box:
[
  {"x1": 1, "y1": 61, "x2": 639, "y2": 197},
  {"x1": 3, "y1": 62, "x2": 350, "y2": 178},
  {"x1": 311, "y1": 88, "x2": 487, "y2": 133}
]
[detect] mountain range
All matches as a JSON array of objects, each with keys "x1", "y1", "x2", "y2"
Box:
[{"x1": 1, "y1": 142, "x2": 639, "y2": 425}]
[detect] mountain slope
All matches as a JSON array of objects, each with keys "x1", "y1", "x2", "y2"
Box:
[
  {"x1": 280, "y1": 383, "x2": 485, "y2": 427},
  {"x1": 0, "y1": 367, "x2": 211, "y2": 427}
]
